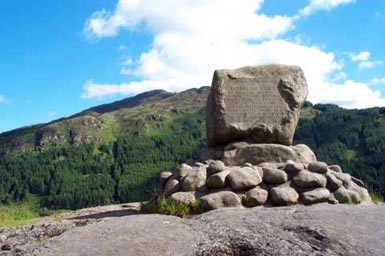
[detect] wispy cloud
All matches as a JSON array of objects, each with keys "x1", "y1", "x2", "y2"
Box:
[
  {"x1": 349, "y1": 51, "x2": 383, "y2": 69},
  {"x1": 358, "y1": 60, "x2": 383, "y2": 69},
  {"x1": 350, "y1": 51, "x2": 370, "y2": 62},
  {"x1": 81, "y1": 0, "x2": 385, "y2": 109},
  {"x1": 373, "y1": 77, "x2": 385, "y2": 85},
  {"x1": 81, "y1": 79, "x2": 178, "y2": 99},
  {"x1": 0, "y1": 94, "x2": 4, "y2": 103},
  {"x1": 299, "y1": 0, "x2": 356, "y2": 17},
  {"x1": 47, "y1": 111, "x2": 58, "y2": 118}
]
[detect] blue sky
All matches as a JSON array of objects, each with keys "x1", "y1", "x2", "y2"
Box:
[{"x1": 0, "y1": 0, "x2": 385, "y2": 133}]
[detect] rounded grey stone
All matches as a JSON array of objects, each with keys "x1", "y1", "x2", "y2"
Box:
[
  {"x1": 292, "y1": 171, "x2": 327, "y2": 189},
  {"x1": 284, "y1": 162, "x2": 304, "y2": 174},
  {"x1": 262, "y1": 167, "x2": 288, "y2": 184},
  {"x1": 200, "y1": 191, "x2": 242, "y2": 211},
  {"x1": 333, "y1": 187, "x2": 360, "y2": 204},
  {"x1": 164, "y1": 179, "x2": 180, "y2": 197},
  {"x1": 174, "y1": 163, "x2": 193, "y2": 178},
  {"x1": 308, "y1": 161, "x2": 328, "y2": 174},
  {"x1": 169, "y1": 192, "x2": 196, "y2": 206},
  {"x1": 159, "y1": 171, "x2": 173, "y2": 189},
  {"x1": 207, "y1": 160, "x2": 226, "y2": 176},
  {"x1": 330, "y1": 171, "x2": 351, "y2": 188},
  {"x1": 270, "y1": 186, "x2": 299, "y2": 206},
  {"x1": 328, "y1": 165, "x2": 342, "y2": 173},
  {"x1": 207, "y1": 169, "x2": 230, "y2": 189},
  {"x1": 325, "y1": 172, "x2": 343, "y2": 191},
  {"x1": 301, "y1": 188, "x2": 330, "y2": 205},
  {"x1": 227, "y1": 167, "x2": 262, "y2": 191},
  {"x1": 182, "y1": 167, "x2": 206, "y2": 191},
  {"x1": 243, "y1": 187, "x2": 268, "y2": 207}
]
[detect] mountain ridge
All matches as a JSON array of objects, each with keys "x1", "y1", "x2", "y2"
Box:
[{"x1": 0, "y1": 87, "x2": 209, "y2": 154}]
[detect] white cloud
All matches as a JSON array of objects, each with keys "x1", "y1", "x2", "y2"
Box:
[
  {"x1": 299, "y1": 0, "x2": 356, "y2": 16},
  {"x1": 373, "y1": 77, "x2": 385, "y2": 85},
  {"x1": 358, "y1": 60, "x2": 383, "y2": 69},
  {"x1": 314, "y1": 80, "x2": 385, "y2": 108},
  {"x1": 117, "y1": 45, "x2": 126, "y2": 51},
  {"x1": 84, "y1": 0, "x2": 293, "y2": 41},
  {"x1": 0, "y1": 95, "x2": 4, "y2": 103},
  {"x1": 350, "y1": 51, "x2": 370, "y2": 62},
  {"x1": 82, "y1": 0, "x2": 385, "y2": 109}
]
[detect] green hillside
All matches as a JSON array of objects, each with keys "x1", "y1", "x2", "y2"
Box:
[{"x1": 0, "y1": 87, "x2": 384, "y2": 211}]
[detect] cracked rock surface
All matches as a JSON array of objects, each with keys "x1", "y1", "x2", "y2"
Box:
[{"x1": 3, "y1": 203, "x2": 383, "y2": 256}]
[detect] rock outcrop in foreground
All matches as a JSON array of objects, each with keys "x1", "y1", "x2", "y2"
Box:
[
  {"x1": 160, "y1": 64, "x2": 372, "y2": 210},
  {"x1": 24, "y1": 204, "x2": 385, "y2": 256}
]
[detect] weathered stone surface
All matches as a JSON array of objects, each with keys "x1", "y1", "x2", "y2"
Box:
[
  {"x1": 334, "y1": 187, "x2": 360, "y2": 204},
  {"x1": 243, "y1": 187, "x2": 268, "y2": 207},
  {"x1": 222, "y1": 143, "x2": 316, "y2": 166},
  {"x1": 227, "y1": 167, "x2": 262, "y2": 190},
  {"x1": 200, "y1": 191, "x2": 242, "y2": 211},
  {"x1": 262, "y1": 167, "x2": 288, "y2": 184},
  {"x1": 169, "y1": 192, "x2": 196, "y2": 206},
  {"x1": 292, "y1": 144, "x2": 317, "y2": 163},
  {"x1": 270, "y1": 186, "x2": 299, "y2": 205},
  {"x1": 325, "y1": 172, "x2": 343, "y2": 191},
  {"x1": 30, "y1": 204, "x2": 385, "y2": 256},
  {"x1": 164, "y1": 179, "x2": 180, "y2": 197},
  {"x1": 257, "y1": 162, "x2": 286, "y2": 171},
  {"x1": 206, "y1": 65, "x2": 308, "y2": 147},
  {"x1": 182, "y1": 167, "x2": 206, "y2": 191},
  {"x1": 301, "y1": 188, "x2": 330, "y2": 205},
  {"x1": 174, "y1": 163, "x2": 193, "y2": 178},
  {"x1": 308, "y1": 161, "x2": 328, "y2": 174},
  {"x1": 206, "y1": 169, "x2": 230, "y2": 189},
  {"x1": 292, "y1": 171, "x2": 327, "y2": 189},
  {"x1": 159, "y1": 171, "x2": 173, "y2": 189},
  {"x1": 207, "y1": 160, "x2": 226, "y2": 176}
]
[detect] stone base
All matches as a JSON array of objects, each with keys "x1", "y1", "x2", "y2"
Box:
[
  {"x1": 201, "y1": 142, "x2": 317, "y2": 166},
  {"x1": 159, "y1": 143, "x2": 372, "y2": 212}
]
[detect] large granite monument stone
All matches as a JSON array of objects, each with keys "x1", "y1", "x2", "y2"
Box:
[{"x1": 206, "y1": 65, "x2": 308, "y2": 147}]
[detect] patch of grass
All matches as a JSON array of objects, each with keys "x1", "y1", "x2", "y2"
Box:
[
  {"x1": 369, "y1": 192, "x2": 384, "y2": 204},
  {"x1": 191, "y1": 200, "x2": 204, "y2": 214},
  {"x1": 0, "y1": 195, "x2": 68, "y2": 227},
  {"x1": 140, "y1": 198, "x2": 203, "y2": 217},
  {"x1": 0, "y1": 202, "x2": 38, "y2": 227}
]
